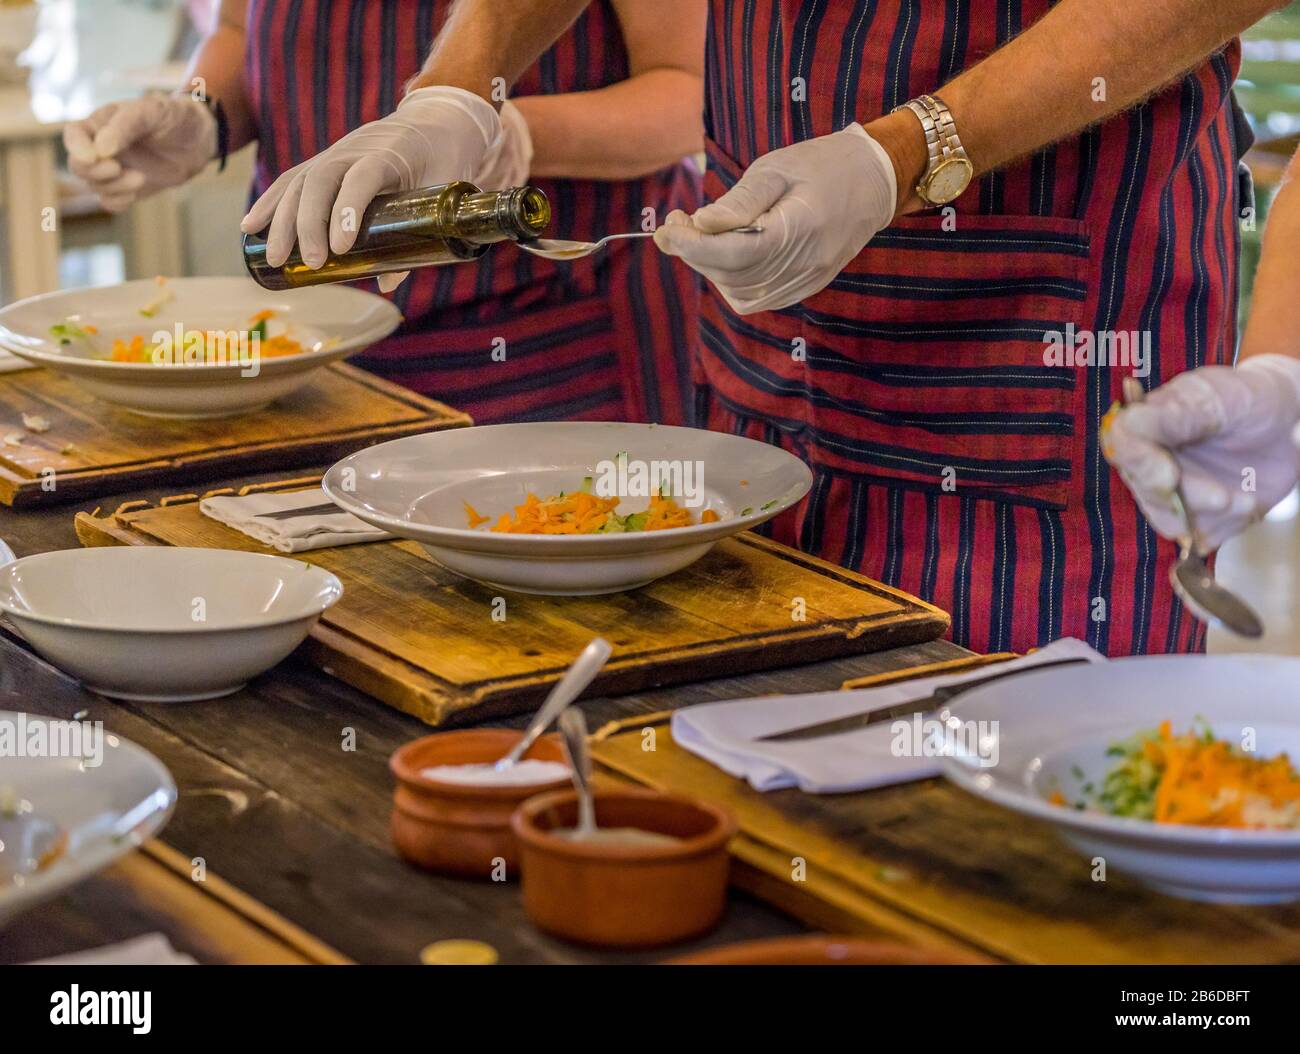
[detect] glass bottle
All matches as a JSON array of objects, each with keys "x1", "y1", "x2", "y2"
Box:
[{"x1": 242, "y1": 182, "x2": 551, "y2": 291}]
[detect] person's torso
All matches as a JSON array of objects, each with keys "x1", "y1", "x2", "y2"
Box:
[
  {"x1": 697, "y1": 0, "x2": 1244, "y2": 656},
  {"x1": 242, "y1": 0, "x2": 702, "y2": 425}
]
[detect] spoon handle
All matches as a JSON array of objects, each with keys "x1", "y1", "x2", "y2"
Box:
[
  {"x1": 500, "y1": 637, "x2": 612, "y2": 769},
  {"x1": 559, "y1": 708, "x2": 596, "y2": 836}
]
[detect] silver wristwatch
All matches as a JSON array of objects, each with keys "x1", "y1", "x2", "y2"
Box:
[{"x1": 895, "y1": 94, "x2": 973, "y2": 207}]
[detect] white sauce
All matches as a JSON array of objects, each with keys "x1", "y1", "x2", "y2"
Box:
[
  {"x1": 420, "y1": 759, "x2": 570, "y2": 787},
  {"x1": 557, "y1": 826, "x2": 681, "y2": 847}
]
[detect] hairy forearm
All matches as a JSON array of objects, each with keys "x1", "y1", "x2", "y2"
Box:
[
  {"x1": 516, "y1": 70, "x2": 702, "y2": 180},
  {"x1": 410, "y1": 0, "x2": 592, "y2": 103},
  {"x1": 1241, "y1": 152, "x2": 1300, "y2": 362},
  {"x1": 866, "y1": 0, "x2": 1285, "y2": 216},
  {"x1": 186, "y1": 0, "x2": 256, "y2": 151}
]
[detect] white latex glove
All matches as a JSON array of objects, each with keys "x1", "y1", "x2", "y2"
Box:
[
  {"x1": 63, "y1": 95, "x2": 217, "y2": 213},
  {"x1": 653, "y1": 124, "x2": 896, "y2": 315},
  {"x1": 472, "y1": 99, "x2": 532, "y2": 191},
  {"x1": 240, "y1": 86, "x2": 501, "y2": 292},
  {"x1": 1103, "y1": 355, "x2": 1300, "y2": 550}
]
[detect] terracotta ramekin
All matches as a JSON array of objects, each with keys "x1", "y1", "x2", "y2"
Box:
[
  {"x1": 511, "y1": 787, "x2": 737, "y2": 948},
  {"x1": 390, "y1": 729, "x2": 570, "y2": 879}
]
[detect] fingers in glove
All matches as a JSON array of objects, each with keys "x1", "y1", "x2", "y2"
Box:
[
  {"x1": 67, "y1": 154, "x2": 124, "y2": 184},
  {"x1": 297, "y1": 159, "x2": 355, "y2": 268},
  {"x1": 92, "y1": 96, "x2": 165, "y2": 159},
  {"x1": 330, "y1": 156, "x2": 394, "y2": 256},
  {"x1": 1103, "y1": 407, "x2": 1182, "y2": 495},
  {"x1": 376, "y1": 271, "x2": 409, "y2": 294},
  {"x1": 89, "y1": 168, "x2": 147, "y2": 202},
  {"x1": 264, "y1": 172, "x2": 308, "y2": 268},
  {"x1": 241, "y1": 162, "x2": 306, "y2": 235},
  {"x1": 654, "y1": 210, "x2": 782, "y2": 273},
  {"x1": 63, "y1": 122, "x2": 102, "y2": 167},
  {"x1": 691, "y1": 164, "x2": 788, "y2": 234}
]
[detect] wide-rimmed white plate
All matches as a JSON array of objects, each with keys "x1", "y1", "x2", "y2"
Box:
[
  {"x1": 0, "y1": 712, "x2": 175, "y2": 927},
  {"x1": 0, "y1": 547, "x2": 343, "y2": 701},
  {"x1": 323, "y1": 422, "x2": 813, "y2": 594},
  {"x1": 0, "y1": 277, "x2": 401, "y2": 417},
  {"x1": 940, "y1": 654, "x2": 1300, "y2": 903}
]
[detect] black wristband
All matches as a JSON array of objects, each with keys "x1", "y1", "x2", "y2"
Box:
[{"x1": 210, "y1": 97, "x2": 230, "y2": 173}]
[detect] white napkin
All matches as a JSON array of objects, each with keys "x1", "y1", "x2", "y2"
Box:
[
  {"x1": 30, "y1": 933, "x2": 197, "y2": 966},
  {"x1": 199, "y1": 488, "x2": 390, "y2": 553},
  {"x1": 672, "y1": 637, "x2": 1106, "y2": 794}
]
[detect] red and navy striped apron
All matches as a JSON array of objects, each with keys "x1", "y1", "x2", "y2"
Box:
[
  {"x1": 244, "y1": 0, "x2": 701, "y2": 426},
  {"x1": 699, "y1": 2, "x2": 1243, "y2": 656}
]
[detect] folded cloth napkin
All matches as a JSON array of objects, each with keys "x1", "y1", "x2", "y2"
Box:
[
  {"x1": 199, "y1": 488, "x2": 391, "y2": 553},
  {"x1": 30, "y1": 933, "x2": 197, "y2": 965},
  {"x1": 672, "y1": 637, "x2": 1106, "y2": 794}
]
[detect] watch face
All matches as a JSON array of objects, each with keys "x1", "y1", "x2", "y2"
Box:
[{"x1": 926, "y1": 157, "x2": 974, "y2": 205}]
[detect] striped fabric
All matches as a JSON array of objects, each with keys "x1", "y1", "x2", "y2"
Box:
[
  {"x1": 700, "y1": 0, "x2": 1243, "y2": 656},
  {"x1": 244, "y1": 0, "x2": 701, "y2": 425}
]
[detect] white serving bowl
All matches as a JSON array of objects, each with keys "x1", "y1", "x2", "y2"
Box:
[
  {"x1": 941, "y1": 654, "x2": 1300, "y2": 903},
  {"x1": 323, "y1": 422, "x2": 813, "y2": 595},
  {"x1": 0, "y1": 276, "x2": 401, "y2": 417},
  {"x1": 0, "y1": 547, "x2": 343, "y2": 701},
  {"x1": 0, "y1": 712, "x2": 176, "y2": 928}
]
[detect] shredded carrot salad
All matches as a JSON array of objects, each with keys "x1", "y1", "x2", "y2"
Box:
[
  {"x1": 1053, "y1": 720, "x2": 1300, "y2": 829},
  {"x1": 51, "y1": 302, "x2": 306, "y2": 364},
  {"x1": 465, "y1": 490, "x2": 720, "y2": 535}
]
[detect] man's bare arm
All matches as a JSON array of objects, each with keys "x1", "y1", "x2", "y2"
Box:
[
  {"x1": 866, "y1": 0, "x2": 1287, "y2": 216},
  {"x1": 186, "y1": 0, "x2": 257, "y2": 151},
  {"x1": 515, "y1": 0, "x2": 705, "y2": 180},
  {"x1": 409, "y1": 0, "x2": 592, "y2": 103}
]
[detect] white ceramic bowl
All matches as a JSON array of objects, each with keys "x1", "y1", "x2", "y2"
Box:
[
  {"x1": 323, "y1": 422, "x2": 813, "y2": 594},
  {"x1": 941, "y1": 654, "x2": 1300, "y2": 903},
  {"x1": 0, "y1": 547, "x2": 343, "y2": 701},
  {"x1": 0, "y1": 712, "x2": 175, "y2": 927},
  {"x1": 0, "y1": 277, "x2": 401, "y2": 417}
]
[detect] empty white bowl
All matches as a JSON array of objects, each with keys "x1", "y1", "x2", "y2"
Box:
[
  {"x1": 0, "y1": 547, "x2": 343, "y2": 701},
  {"x1": 0, "y1": 277, "x2": 401, "y2": 417},
  {"x1": 323, "y1": 422, "x2": 813, "y2": 594},
  {"x1": 0, "y1": 712, "x2": 176, "y2": 927},
  {"x1": 941, "y1": 655, "x2": 1300, "y2": 903}
]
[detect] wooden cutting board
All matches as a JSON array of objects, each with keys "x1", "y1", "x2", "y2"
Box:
[
  {"x1": 589, "y1": 659, "x2": 1300, "y2": 965},
  {"x1": 74, "y1": 479, "x2": 950, "y2": 727},
  {"x1": 0, "y1": 363, "x2": 470, "y2": 506}
]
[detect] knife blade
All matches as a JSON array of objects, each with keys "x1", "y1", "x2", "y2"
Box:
[
  {"x1": 252, "y1": 501, "x2": 341, "y2": 521},
  {"x1": 756, "y1": 657, "x2": 1091, "y2": 743}
]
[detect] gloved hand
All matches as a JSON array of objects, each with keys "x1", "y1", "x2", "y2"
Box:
[
  {"x1": 240, "y1": 86, "x2": 502, "y2": 291},
  {"x1": 653, "y1": 124, "x2": 897, "y2": 314},
  {"x1": 63, "y1": 95, "x2": 217, "y2": 213},
  {"x1": 472, "y1": 99, "x2": 533, "y2": 191},
  {"x1": 1103, "y1": 355, "x2": 1300, "y2": 550}
]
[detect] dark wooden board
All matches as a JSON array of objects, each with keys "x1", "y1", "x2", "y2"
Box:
[
  {"x1": 590, "y1": 664, "x2": 1300, "y2": 965},
  {"x1": 0, "y1": 844, "x2": 348, "y2": 965},
  {"x1": 74, "y1": 481, "x2": 951, "y2": 727},
  {"x1": 0, "y1": 363, "x2": 470, "y2": 507},
  {"x1": 0, "y1": 629, "x2": 969, "y2": 963}
]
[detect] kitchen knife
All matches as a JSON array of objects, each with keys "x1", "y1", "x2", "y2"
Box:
[
  {"x1": 756, "y1": 657, "x2": 1091, "y2": 743},
  {"x1": 252, "y1": 501, "x2": 342, "y2": 521}
]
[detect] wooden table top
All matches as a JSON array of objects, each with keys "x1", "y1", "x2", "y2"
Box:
[{"x1": 0, "y1": 467, "x2": 966, "y2": 964}]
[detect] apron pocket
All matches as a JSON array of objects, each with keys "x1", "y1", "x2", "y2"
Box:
[{"x1": 793, "y1": 212, "x2": 1092, "y2": 510}]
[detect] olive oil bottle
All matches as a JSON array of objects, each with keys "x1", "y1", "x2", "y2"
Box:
[{"x1": 242, "y1": 181, "x2": 551, "y2": 290}]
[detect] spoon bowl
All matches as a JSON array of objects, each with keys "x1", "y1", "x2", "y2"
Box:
[{"x1": 519, "y1": 225, "x2": 764, "y2": 262}]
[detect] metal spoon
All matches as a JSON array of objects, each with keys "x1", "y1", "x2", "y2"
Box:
[
  {"x1": 518, "y1": 225, "x2": 764, "y2": 261},
  {"x1": 1120, "y1": 377, "x2": 1263, "y2": 638},
  {"x1": 494, "y1": 636, "x2": 612, "y2": 773},
  {"x1": 558, "y1": 708, "x2": 597, "y2": 839}
]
